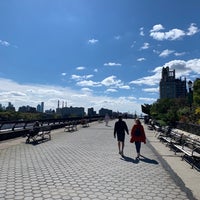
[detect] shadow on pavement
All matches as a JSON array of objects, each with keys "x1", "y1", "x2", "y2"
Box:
[
  {"x1": 139, "y1": 155, "x2": 159, "y2": 164},
  {"x1": 120, "y1": 156, "x2": 139, "y2": 164}
]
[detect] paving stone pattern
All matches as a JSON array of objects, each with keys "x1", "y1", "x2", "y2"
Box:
[{"x1": 0, "y1": 120, "x2": 192, "y2": 199}]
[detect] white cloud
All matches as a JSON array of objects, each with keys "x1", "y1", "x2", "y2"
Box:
[
  {"x1": 142, "y1": 87, "x2": 159, "y2": 93},
  {"x1": 77, "y1": 80, "x2": 101, "y2": 87},
  {"x1": 130, "y1": 58, "x2": 200, "y2": 87},
  {"x1": 101, "y1": 76, "x2": 122, "y2": 87},
  {"x1": 94, "y1": 68, "x2": 98, "y2": 72},
  {"x1": 165, "y1": 29, "x2": 185, "y2": 40},
  {"x1": 150, "y1": 24, "x2": 165, "y2": 32},
  {"x1": 119, "y1": 85, "x2": 130, "y2": 90},
  {"x1": 61, "y1": 73, "x2": 66, "y2": 76},
  {"x1": 71, "y1": 74, "x2": 82, "y2": 81},
  {"x1": 76, "y1": 66, "x2": 85, "y2": 70},
  {"x1": 140, "y1": 42, "x2": 149, "y2": 50},
  {"x1": 85, "y1": 74, "x2": 93, "y2": 79},
  {"x1": 149, "y1": 23, "x2": 199, "y2": 41},
  {"x1": 130, "y1": 73, "x2": 160, "y2": 86},
  {"x1": 137, "y1": 58, "x2": 146, "y2": 62},
  {"x1": 140, "y1": 27, "x2": 145, "y2": 36},
  {"x1": 0, "y1": 78, "x2": 142, "y2": 113},
  {"x1": 187, "y1": 23, "x2": 199, "y2": 36},
  {"x1": 105, "y1": 88, "x2": 117, "y2": 93},
  {"x1": 159, "y1": 49, "x2": 174, "y2": 57},
  {"x1": 104, "y1": 62, "x2": 122, "y2": 67},
  {"x1": 71, "y1": 74, "x2": 93, "y2": 81},
  {"x1": 164, "y1": 59, "x2": 200, "y2": 78},
  {"x1": 174, "y1": 52, "x2": 186, "y2": 57},
  {"x1": 0, "y1": 40, "x2": 10, "y2": 47},
  {"x1": 139, "y1": 97, "x2": 157, "y2": 102},
  {"x1": 81, "y1": 88, "x2": 93, "y2": 93},
  {"x1": 88, "y1": 38, "x2": 98, "y2": 44}
]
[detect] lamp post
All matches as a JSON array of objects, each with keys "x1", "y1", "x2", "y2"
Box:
[{"x1": 188, "y1": 80, "x2": 193, "y2": 111}]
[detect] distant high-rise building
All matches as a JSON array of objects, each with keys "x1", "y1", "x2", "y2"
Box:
[
  {"x1": 36, "y1": 102, "x2": 44, "y2": 113},
  {"x1": 88, "y1": 107, "x2": 96, "y2": 117},
  {"x1": 41, "y1": 102, "x2": 44, "y2": 113},
  {"x1": 6, "y1": 102, "x2": 15, "y2": 111},
  {"x1": 99, "y1": 108, "x2": 112, "y2": 117},
  {"x1": 160, "y1": 67, "x2": 187, "y2": 99}
]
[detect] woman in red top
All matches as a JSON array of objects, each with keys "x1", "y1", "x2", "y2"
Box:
[{"x1": 130, "y1": 118, "x2": 146, "y2": 159}]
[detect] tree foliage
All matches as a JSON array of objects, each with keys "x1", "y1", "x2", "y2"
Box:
[
  {"x1": 149, "y1": 78, "x2": 200, "y2": 126},
  {"x1": 193, "y1": 78, "x2": 200, "y2": 106}
]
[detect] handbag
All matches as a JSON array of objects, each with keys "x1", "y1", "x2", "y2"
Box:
[{"x1": 130, "y1": 137, "x2": 134, "y2": 143}]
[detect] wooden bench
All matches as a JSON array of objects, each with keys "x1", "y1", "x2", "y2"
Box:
[
  {"x1": 64, "y1": 121, "x2": 78, "y2": 132},
  {"x1": 80, "y1": 119, "x2": 89, "y2": 128},
  {"x1": 26, "y1": 126, "x2": 51, "y2": 144},
  {"x1": 173, "y1": 137, "x2": 200, "y2": 169},
  {"x1": 147, "y1": 125, "x2": 154, "y2": 130},
  {"x1": 158, "y1": 126, "x2": 172, "y2": 143}
]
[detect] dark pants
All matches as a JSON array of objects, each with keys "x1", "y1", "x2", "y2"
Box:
[{"x1": 135, "y1": 141, "x2": 141, "y2": 153}]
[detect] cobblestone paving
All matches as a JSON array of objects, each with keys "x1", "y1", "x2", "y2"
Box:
[{"x1": 0, "y1": 120, "x2": 194, "y2": 199}]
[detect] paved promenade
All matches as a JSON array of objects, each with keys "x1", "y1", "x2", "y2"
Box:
[{"x1": 0, "y1": 119, "x2": 199, "y2": 200}]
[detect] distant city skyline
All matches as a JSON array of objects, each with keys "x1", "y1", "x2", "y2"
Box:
[
  {"x1": 0, "y1": 0, "x2": 200, "y2": 114},
  {"x1": 0, "y1": 101, "x2": 115, "y2": 116}
]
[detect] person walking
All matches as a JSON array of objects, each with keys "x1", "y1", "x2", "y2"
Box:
[
  {"x1": 114, "y1": 116, "x2": 129, "y2": 156},
  {"x1": 105, "y1": 113, "x2": 110, "y2": 126},
  {"x1": 130, "y1": 118, "x2": 146, "y2": 159}
]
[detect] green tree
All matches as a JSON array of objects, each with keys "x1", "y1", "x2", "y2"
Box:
[
  {"x1": 150, "y1": 98, "x2": 188, "y2": 126},
  {"x1": 193, "y1": 78, "x2": 200, "y2": 106}
]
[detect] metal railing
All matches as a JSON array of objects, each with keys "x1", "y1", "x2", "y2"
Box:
[{"x1": 0, "y1": 116, "x2": 102, "y2": 141}]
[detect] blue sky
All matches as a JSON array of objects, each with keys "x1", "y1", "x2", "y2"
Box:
[{"x1": 0, "y1": 0, "x2": 200, "y2": 114}]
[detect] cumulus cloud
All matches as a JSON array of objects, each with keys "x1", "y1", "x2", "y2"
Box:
[
  {"x1": 71, "y1": 74, "x2": 93, "y2": 81},
  {"x1": 0, "y1": 78, "x2": 142, "y2": 113},
  {"x1": 72, "y1": 74, "x2": 129, "y2": 91},
  {"x1": 187, "y1": 23, "x2": 199, "y2": 36},
  {"x1": 130, "y1": 73, "x2": 160, "y2": 86},
  {"x1": 140, "y1": 42, "x2": 149, "y2": 50},
  {"x1": 137, "y1": 58, "x2": 146, "y2": 62},
  {"x1": 81, "y1": 88, "x2": 93, "y2": 93},
  {"x1": 105, "y1": 88, "x2": 118, "y2": 93},
  {"x1": 159, "y1": 49, "x2": 174, "y2": 57},
  {"x1": 149, "y1": 23, "x2": 199, "y2": 41},
  {"x1": 104, "y1": 62, "x2": 122, "y2": 67},
  {"x1": 101, "y1": 76, "x2": 122, "y2": 87},
  {"x1": 164, "y1": 59, "x2": 200, "y2": 78},
  {"x1": 88, "y1": 38, "x2": 98, "y2": 44},
  {"x1": 150, "y1": 24, "x2": 164, "y2": 32},
  {"x1": 71, "y1": 75, "x2": 82, "y2": 81},
  {"x1": 119, "y1": 85, "x2": 130, "y2": 90},
  {"x1": 76, "y1": 80, "x2": 101, "y2": 87},
  {"x1": 130, "y1": 58, "x2": 200, "y2": 86}
]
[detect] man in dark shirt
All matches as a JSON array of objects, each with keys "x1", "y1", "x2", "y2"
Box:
[{"x1": 114, "y1": 116, "x2": 129, "y2": 156}]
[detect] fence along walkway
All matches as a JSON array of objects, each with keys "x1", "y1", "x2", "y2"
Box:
[{"x1": 0, "y1": 119, "x2": 196, "y2": 200}]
